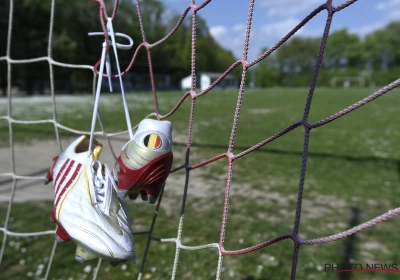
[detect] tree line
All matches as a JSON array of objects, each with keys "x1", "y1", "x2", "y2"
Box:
[
  {"x1": 0, "y1": 0, "x2": 238, "y2": 95},
  {"x1": 254, "y1": 22, "x2": 400, "y2": 87},
  {"x1": 1, "y1": 0, "x2": 399, "y2": 95}
]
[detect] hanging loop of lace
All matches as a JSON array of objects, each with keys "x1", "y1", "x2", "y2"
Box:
[{"x1": 87, "y1": 18, "x2": 135, "y2": 155}]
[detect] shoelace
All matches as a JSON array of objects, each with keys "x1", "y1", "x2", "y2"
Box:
[
  {"x1": 93, "y1": 160, "x2": 137, "y2": 264},
  {"x1": 87, "y1": 18, "x2": 135, "y2": 155},
  {"x1": 92, "y1": 160, "x2": 118, "y2": 216}
]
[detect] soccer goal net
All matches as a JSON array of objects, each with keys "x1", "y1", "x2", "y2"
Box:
[{"x1": 1, "y1": 0, "x2": 400, "y2": 279}]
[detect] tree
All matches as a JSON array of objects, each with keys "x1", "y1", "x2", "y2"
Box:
[
  {"x1": 364, "y1": 22, "x2": 400, "y2": 70},
  {"x1": 255, "y1": 22, "x2": 400, "y2": 87},
  {"x1": 276, "y1": 36, "x2": 320, "y2": 74},
  {"x1": 324, "y1": 29, "x2": 362, "y2": 70},
  {"x1": 272, "y1": 36, "x2": 321, "y2": 86},
  {"x1": 254, "y1": 47, "x2": 282, "y2": 87},
  {"x1": 0, "y1": 0, "x2": 238, "y2": 94},
  {"x1": 0, "y1": 0, "x2": 9, "y2": 95},
  {"x1": 0, "y1": 0, "x2": 107, "y2": 94}
]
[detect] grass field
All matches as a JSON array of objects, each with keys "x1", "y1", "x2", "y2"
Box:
[{"x1": 0, "y1": 87, "x2": 400, "y2": 279}]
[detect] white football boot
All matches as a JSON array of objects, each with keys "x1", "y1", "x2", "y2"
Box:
[{"x1": 44, "y1": 135, "x2": 135, "y2": 265}]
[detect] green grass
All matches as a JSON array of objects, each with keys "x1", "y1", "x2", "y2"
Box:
[{"x1": 1, "y1": 87, "x2": 400, "y2": 279}]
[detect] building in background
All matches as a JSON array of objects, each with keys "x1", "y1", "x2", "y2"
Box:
[{"x1": 181, "y1": 72, "x2": 239, "y2": 91}]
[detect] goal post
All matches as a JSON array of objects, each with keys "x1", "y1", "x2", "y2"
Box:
[{"x1": 330, "y1": 76, "x2": 365, "y2": 88}]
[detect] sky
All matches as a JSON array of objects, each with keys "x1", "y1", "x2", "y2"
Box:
[{"x1": 160, "y1": 0, "x2": 400, "y2": 60}]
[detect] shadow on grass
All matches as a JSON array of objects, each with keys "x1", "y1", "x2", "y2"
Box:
[
  {"x1": 338, "y1": 207, "x2": 361, "y2": 280},
  {"x1": 0, "y1": 168, "x2": 49, "y2": 191},
  {"x1": 173, "y1": 141, "x2": 400, "y2": 165}
]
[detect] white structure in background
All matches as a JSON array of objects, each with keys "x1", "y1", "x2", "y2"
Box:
[
  {"x1": 330, "y1": 76, "x2": 365, "y2": 88},
  {"x1": 181, "y1": 72, "x2": 238, "y2": 91}
]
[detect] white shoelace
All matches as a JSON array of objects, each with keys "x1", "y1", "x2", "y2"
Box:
[
  {"x1": 92, "y1": 161, "x2": 118, "y2": 216},
  {"x1": 87, "y1": 18, "x2": 134, "y2": 155}
]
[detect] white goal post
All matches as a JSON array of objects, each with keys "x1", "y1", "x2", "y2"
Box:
[{"x1": 330, "y1": 76, "x2": 365, "y2": 87}]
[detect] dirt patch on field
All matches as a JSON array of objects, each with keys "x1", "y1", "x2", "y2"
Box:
[
  {"x1": 0, "y1": 135, "x2": 214, "y2": 205},
  {"x1": 0, "y1": 137, "x2": 349, "y2": 232}
]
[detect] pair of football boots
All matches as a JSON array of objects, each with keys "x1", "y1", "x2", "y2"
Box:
[{"x1": 44, "y1": 119, "x2": 173, "y2": 265}]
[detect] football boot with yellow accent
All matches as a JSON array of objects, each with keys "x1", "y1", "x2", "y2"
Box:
[
  {"x1": 113, "y1": 119, "x2": 173, "y2": 204},
  {"x1": 44, "y1": 135, "x2": 135, "y2": 264}
]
